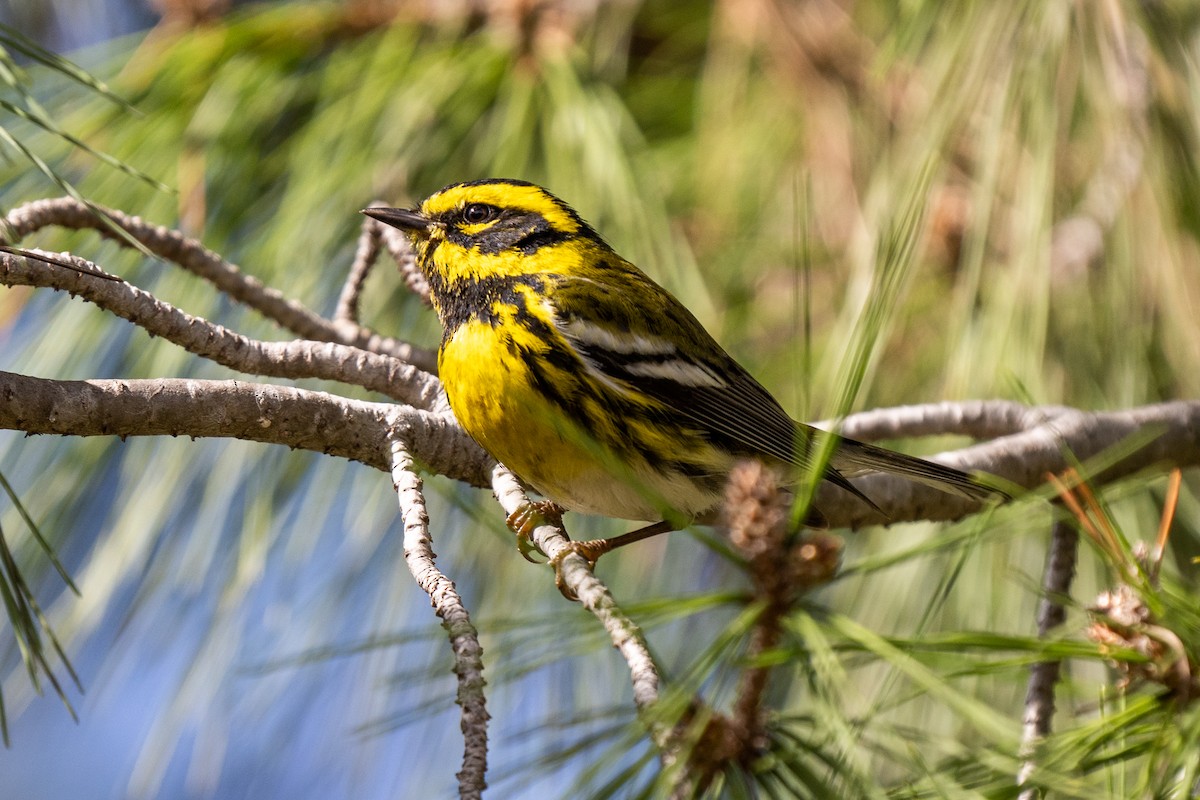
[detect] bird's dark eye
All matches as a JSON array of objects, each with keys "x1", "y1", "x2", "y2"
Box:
[{"x1": 463, "y1": 203, "x2": 497, "y2": 224}]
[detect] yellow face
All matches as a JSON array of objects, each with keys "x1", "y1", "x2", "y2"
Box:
[
  {"x1": 396, "y1": 180, "x2": 593, "y2": 289},
  {"x1": 363, "y1": 180, "x2": 613, "y2": 337}
]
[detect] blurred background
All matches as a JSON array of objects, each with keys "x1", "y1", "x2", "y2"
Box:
[{"x1": 1, "y1": 1, "x2": 1199, "y2": 797}]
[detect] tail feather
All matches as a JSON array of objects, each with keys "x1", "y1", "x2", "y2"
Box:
[{"x1": 830, "y1": 438, "x2": 1004, "y2": 503}]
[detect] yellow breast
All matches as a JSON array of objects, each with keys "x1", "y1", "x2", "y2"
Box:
[
  {"x1": 439, "y1": 318, "x2": 600, "y2": 505},
  {"x1": 438, "y1": 315, "x2": 723, "y2": 521}
]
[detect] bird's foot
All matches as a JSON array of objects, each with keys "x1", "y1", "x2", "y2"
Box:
[
  {"x1": 505, "y1": 500, "x2": 565, "y2": 562},
  {"x1": 548, "y1": 520, "x2": 677, "y2": 600}
]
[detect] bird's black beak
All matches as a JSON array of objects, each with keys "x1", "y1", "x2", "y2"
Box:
[{"x1": 361, "y1": 207, "x2": 431, "y2": 232}]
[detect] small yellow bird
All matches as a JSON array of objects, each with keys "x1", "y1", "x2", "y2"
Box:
[{"x1": 365, "y1": 179, "x2": 998, "y2": 559}]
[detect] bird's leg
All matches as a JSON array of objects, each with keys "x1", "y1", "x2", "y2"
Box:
[
  {"x1": 551, "y1": 520, "x2": 678, "y2": 569},
  {"x1": 549, "y1": 520, "x2": 677, "y2": 600},
  {"x1": 508, "y1": 508, "x2": 678, "y2": 598},
  {"x1": 505, "y1": 500, "x2": 566, "y2": 562}
]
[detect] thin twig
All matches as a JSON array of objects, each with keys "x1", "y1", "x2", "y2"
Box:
[
  {"x1": 1, "y1": 197, "x2": 437, "y2": 371},
  {"x1": 390, "y1": 435, "x2": 488, "y2": 800},
  {"x1": 374, "y1": 214, "x2": 430, "y2": 305},
  {"x1": 0, "y1": 249, "x2": 447, "y2": 410},
  {"x1": 488, "y1": 466, "x2": 670, "y2": 745},
  {"x1": 1016, "y1": 518, "x2": 1079, "y2": 798},
  {"x1": 335, "y1": 212, "x2": 384, "y2": 323}
]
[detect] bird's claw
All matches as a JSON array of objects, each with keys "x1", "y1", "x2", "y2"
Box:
[
  {"x1": 549, "y1": 539, "x2": 616, "y2": 601},
  {"x1": 504, "y1": 503, "x2": 630, "y2": 601},
  {"x1": 505, "y1": 501, "x2": 565, "y2": 563}
]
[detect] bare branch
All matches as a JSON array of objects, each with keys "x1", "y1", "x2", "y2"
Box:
[
  {"x1": 2, "y1": 363, "x2": 1197, "y2": 529},
  {"x1": 0, "y1": 372, "x2": 493, "y2": 489},
  {"x1": 335, "y1": 212, "x2": 384, "y2": 323},
  {"x1": 830, "y1": 399, "x2": 1070, "y2": 441},
  {"x1": 0, "y1": 250, "x2": 446, "y2": 410},
  {"x1": 360, "y1": 203, "x2": 432, "y2": 307},
  {"x1": 0, "y1": 245, "x2": 122, "y2": 281},
  {"x1": 1017, "y1": 518, "x2": 1079, "y2": 797},
  {"x1": 373, "y1": 213, "x2": 430, "y2": 305},
  {"x1": 390, "y1": 436, "x2": 488, "y2": 800},
  {"x1": 821, "y1": 401, "x2": 1200, "y2": 527},
  {"x1": 1, "y1": 197, "x2": 436, "y2": 371}
]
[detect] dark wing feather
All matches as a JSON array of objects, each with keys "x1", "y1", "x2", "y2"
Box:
[
  {"x1": 552, "y1": 264, "x2": 999, "y2": 505},
  {"x1": 589, "y1": 346, "x2": 884, "y2": 509},
  {"x1": 551, "y1": 267, "x2": 879, "y2": 503}
]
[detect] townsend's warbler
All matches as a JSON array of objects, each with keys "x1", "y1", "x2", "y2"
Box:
[{"x1": 365, "y1": 180, "x2": 997, "y2": 553}]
